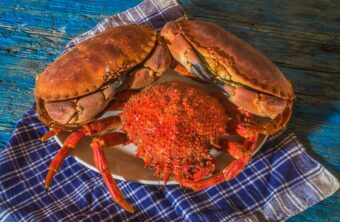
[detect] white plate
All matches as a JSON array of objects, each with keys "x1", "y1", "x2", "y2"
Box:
[{"x1": 55, "y1": 71, "x2": 268, "y2": 185}]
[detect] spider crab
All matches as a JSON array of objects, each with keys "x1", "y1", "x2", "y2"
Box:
[
  {"x1": 40, "y1": 81, "x2": 259, "y2": 213},
  {"x1": 35, "y1": 20, "x2": 294, "y2": 213}
]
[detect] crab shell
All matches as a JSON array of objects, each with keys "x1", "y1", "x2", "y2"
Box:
[
  {"x1": 35, "y1": 24, "x2": 160, "y2": 130},
  {"x1": 161, "y1": 20, "x2": 295, "y2": 134}
]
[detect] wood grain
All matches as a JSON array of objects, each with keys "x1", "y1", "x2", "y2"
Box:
[{"x1": 0, "y1": 0, "x2": 338, "y2": 221}]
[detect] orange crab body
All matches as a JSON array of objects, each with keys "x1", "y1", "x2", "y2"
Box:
[{"x1": 121, "y1": 81, "x2": 228, "y2": 185}]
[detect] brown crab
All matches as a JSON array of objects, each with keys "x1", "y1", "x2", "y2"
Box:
[
  {"x1": 35, "y1": 24, "x2": 171, "y2": 212},
  {"x1": 35, "y1": 24, "x2": 171, "y2": 133},
  {"x1": 161, "y1": 20, "x2": 295, "y2": 135}
]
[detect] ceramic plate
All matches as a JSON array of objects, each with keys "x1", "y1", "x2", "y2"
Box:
[{"x1": 55, "y1": 71, "x2": 268, "y2": 185}]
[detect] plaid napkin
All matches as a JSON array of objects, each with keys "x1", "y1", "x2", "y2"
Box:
[{"x1": 0, "y1": 0, "x2": 338, "y2": 221}]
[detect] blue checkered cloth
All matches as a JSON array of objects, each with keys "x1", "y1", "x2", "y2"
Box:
[{"x1": 0, "y1": 0, "x2": 338, "y2": 221}]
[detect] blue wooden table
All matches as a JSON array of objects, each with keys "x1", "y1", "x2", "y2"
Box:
[{"x1": 0, "y1": 0, "x2": 338, "y2": 221}]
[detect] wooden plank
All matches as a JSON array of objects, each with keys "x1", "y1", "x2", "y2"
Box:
[{"x1": 0, "y1": 0, "x2": 338, "y2": 221}]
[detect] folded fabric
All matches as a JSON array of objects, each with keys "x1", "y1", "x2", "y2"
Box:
[{"x1": 0, "y1": 0, "x2": 338, "y2": 221}]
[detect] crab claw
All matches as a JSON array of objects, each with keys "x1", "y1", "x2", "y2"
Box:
[
  {"x1": 161, "y1": 21, "x2": 211, "y2": 81},
  {"x1": 190, "y1": 61, "x2": 213, "y2": 81},
  {"x1": 191, "y1": 133, "x2": 258, "y2": 191},
  {"x1": 161, "y1": 21, "x2": 227, "y2": 93},
  {"x1": 191, "y1": 155, "x2": 251, "y2": 191}
]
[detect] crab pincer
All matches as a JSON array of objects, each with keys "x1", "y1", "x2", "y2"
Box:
[{"x1": 191, "y1": 132, "x2": 259, "y2": 191}]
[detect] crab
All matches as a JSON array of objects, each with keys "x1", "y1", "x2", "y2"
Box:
[
  {"x1": 48, "y1": 81, "x2": 259, "y2": 212},
  {"x1": 35, "y1": 24, "x2": 172, "y2": 212},
  {"x1": 161, "y1": 19, "x2": 295, "y2": 135},
  {"x1": 35, "y1": 24, "x2": 171, "y2": 134}
]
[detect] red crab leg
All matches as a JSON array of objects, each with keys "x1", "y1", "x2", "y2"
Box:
[
  {"x1": 41, "y1": 128, "x2": 61, "y2": 142},
  {"x1": 223, "y1": 133, "x2": 259, "y2": 158},
  {"x1": 191, "y1": 156, "x2": 251, "y2": 191},
  {"x1": 91, "y1": 133, "x2": 135, "y2": 213},
  {"x1": 172, "y1": 162, "x2": 215, "y2": 189},
  {"x1": 45, "y1": 116, "x2": 121, "y2": 188},
  {"x1": 45, "y1": 128, "x2": 87, "y2": 188},
  {"x1": 191, "y1": 133, "x2": 258, "y2": 191},
  {"x1": 192, "y1": 164, "x2": 215, "y2": 182}
]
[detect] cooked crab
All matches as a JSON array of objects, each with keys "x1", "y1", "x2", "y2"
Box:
[
  {"x1": 35, "y1": 24, "x2": 172, "y2": 213},
  {"x1": 161, "y1": 19, "x2": 295, "y2": 135},
  {"x1": 51, "y1": 81, "x2": 259, "y2": 212},
  {"x1": 35, "y1": 24, "x2": 171, "y2": 133}
]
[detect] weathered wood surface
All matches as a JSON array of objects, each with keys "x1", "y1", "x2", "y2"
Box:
[{"x1": 0, "y1": 0, "x2": 338, "y2": 221}]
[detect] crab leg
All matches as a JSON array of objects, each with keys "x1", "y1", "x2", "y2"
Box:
[
  {"x1": 191, "y1": 156, "x2": 251, "y2": 191},
  {"x1": 191, "y1": 133, "x2": 258, "y2": 191},
  {"x1": 173, "y1": 163, "x2": 215, "y2": 190},
  {"x1": 192, "y1": 164, "x2": 215, "y2": 182},
  {"x1": 45, "y1": 128, "x2": 87, "y2": 188},
  {"x1": 91, "y1": 133, "x2": 135, "y2": 213},
  {"x1": 41, "y1": 128, "x2": 61, "y2": 142},
  {"x1": 45, "y1": 116, "x2": 121, "y2": 188}
]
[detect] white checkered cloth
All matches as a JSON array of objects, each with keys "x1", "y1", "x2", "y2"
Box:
[{"x1": 0, "y1": 0, "x2": 338, "y2": 221}]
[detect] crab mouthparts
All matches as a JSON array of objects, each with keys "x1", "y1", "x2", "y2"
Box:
[{"x1": 45, "y1": 83, "x2": 119, "y2": 125}]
